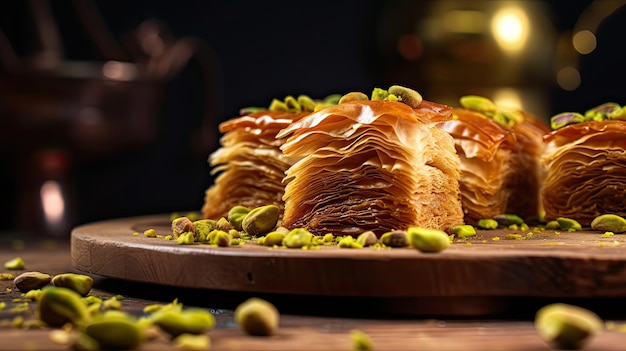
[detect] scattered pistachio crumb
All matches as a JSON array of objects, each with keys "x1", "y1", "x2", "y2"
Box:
[
  {"x1": 0, "y1": 273, "x2": 15, "y2": 280},
  {"x1": 505, "y1": 233, "x2": 525, "y2": 240},
  {"x1": 132, "y1": 231, "x2": 140, "y2": 236},
  {"x1": 165, "y1": 235, "x2": 173, "y2": 240},
  {"x1": 492, "y1": 237, "x2": 500, "y2": 241},
  {"x1": 144, "y1": 228, "x2": 157, "y2": 237},
  {"x1": 601, "y1": 232, "x2": 615, "y2": 237}
]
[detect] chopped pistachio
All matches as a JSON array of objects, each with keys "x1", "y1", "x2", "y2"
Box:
[
  {"x1": 556, "y1": 217, "x2": 582, "y2": 232},
  {"x1": 477, "y1": 219, "x2": 498, "y2": 230},
  {"x1": 451, "y1": 225, "x2": 476, "y2": 238}
]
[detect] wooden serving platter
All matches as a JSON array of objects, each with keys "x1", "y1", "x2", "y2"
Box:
[{"x1": 71, "y1": 214, "x2": 626, "y2": 316}]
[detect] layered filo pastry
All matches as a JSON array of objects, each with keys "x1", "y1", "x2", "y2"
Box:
[
  {"x1": 276, "y1": 86, "x2": 464, "y2": 237},
  {"x1": 437, "y1": 95, "x2": 550, "y2": 225},
  {"x1": 541, "y1": 103, "x2": 626, "y2": 226},
  {"x1": 201, "y1": 94, "x2": 339, "y2": 220}
]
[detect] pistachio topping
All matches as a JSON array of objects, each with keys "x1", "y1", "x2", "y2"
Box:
[
  {"x1": 550, "y1": 102, "x2": 626, "y2": 130},
  {"x1": 458, "y1": 95, "x2": 526, "y2": 127},
  {"x1": 388, "y1": 85, "x2": 423, "y2": 108}
]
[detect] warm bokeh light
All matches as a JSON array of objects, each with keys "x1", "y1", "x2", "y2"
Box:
[
  {"x1": 556, "y1": 66, "x2": 581, "y2": 91},
  {"x1": 40, "y1": 180, "x2": 65, "y2": 225},
  {"x1": 397, "y1": 34, "x2": 423, "y2": 60},
  {"x1": 572, "y1": 30, "x2": 597, "y2": 54},
  {"x1": 492, "y1": 88, "x2": 523, "y2": 110},
  {"x1": 102, "y1": 61, "x2": 138, "y2": 81},
  {"x1": 491, "y1": 7, "x2": 529, "y2": 54},
  {"x1": 442, "y1": 10, "x2": 487, "y2": 34}
]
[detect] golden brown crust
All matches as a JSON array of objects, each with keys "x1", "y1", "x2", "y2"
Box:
[
  {"x1": 280, "y1": 100, "x2": 464, "y2": 236},
  {"x1": 541, "y1": 120, "x2": 626, "y2": 225},
  {"x1": 201, "y1": 110, "x2": 309, "y2": 221},
  {"x1": 438, "y1": 108, "x2": 549, "y2": 224}
]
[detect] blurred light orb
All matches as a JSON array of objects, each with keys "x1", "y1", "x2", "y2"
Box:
[
  {"x1": 493, "y1": 88, "x2": 523, "y2": 110},
  {"x1": 491, "y1": 7, "x2": 529, "y2": 53},
  {"x1": 557, "y1": 66, "x2": 581, "y2": 91},
  {"x1": 572, "y1": 30, "x2": 597, "y2": 54}
]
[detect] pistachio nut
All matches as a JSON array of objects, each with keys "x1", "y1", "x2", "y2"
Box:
[
  {"x1": 590, "y1": 214, "x2": 626, "y2": 233},
  {"x1": 239, "y1": 106, "x2": 264, "y2": 115},
  {"x1": 262, "y1": 232, "x2": 285, "y2": 246},
  {"x1": 268, "y1": 98, "x2": 288, "y2": 112},
  {"x1": 350, "y1": 329, "x2": 373, "y2": 351},
  {"x1": 494, "y1": 111, "x2": 518, "y2": 127},
  {"x1": 207, "y1": 230, "x2": 231, "y2": 247},
  {"x1": 24, "y1": 288, "x2": 43, "y2": 302},
  {"x1": 339, "y1": 92, "x2": 369, "y2": 104},
  {"x1": 370, "y1": 87, "x2": 389, "y2": 101},
  {"x1": 557, "y1": 217, "x2": 582, "y2": 231},
  {"x1": 476, "y1": 219, "x2": 499, "y2": 230},
  {"x1": 493, "y1": 214, "x2": 524, "y2": 227},
  {"x1": 283, "y1": 228, "x2": 313, "y2": 248},
  {"x1": 216, "y1": 217, "x2": 233, "y2": 231},
  {"x1": 388, "y1": 85, "x2": 423, "y2": 108},
  {"x1": 172, "y1": 217, "x2": 196, "y2": 238},
  {"x1": 545, "y1": 220, "x2": 560, "y2": 230},
  {"x1": 338, "y1": 236, "x2": 363, "y2": 249},
  {"x1": 550, "y1": 112, "x2": 585, "y2": 130},
  {"x1": 242, "y1": 205, "x2": 280, "y2": 236},
  {"x1": 460, "y1": 95, "x2": 496, "y2": 113},
  {"x1": 450, "y1": 225, "x2": 476, "y2": 238},
  {"x1": 151, "y1": 308, "x2": 215, "y2": 337},
  {"x1": 535, "y1": 303, "x2": 603, "y2": 350},
  {"x1": 586, "y1": 102, "x2": 621, "y2": 119},
  {"x1": 176, "y1": 232, "x2": 196, "y2": 245},
  {"x1": 356, "y1": 231, "x2": 378, "y2": 247},
  {"x1": 324, "y1": 94, "x2": 342, "y2": 105},
  {"x1": 284, "y1": 95, "x2": 301, "y2": 113},
  {"x1": 84, "y1": 310, "x2": 145, "y2": 350},
  {"x1": 380, "y1": 231, "x2": 409, "y2": 247},
  {"x1": 51, "y1": 273, "x2": 94, "y2": 296},
  {"x1": 4, "y1": 256, "x2": 25, "y2": 270},
  {"x1": 609, "y1": 106, "x2": 626, "y2": 120},
  {"x1": 14, "y1": 271, "x2": 51, "y2": 292},
  {"x1": 297, "y1": 95, "x2": 317, "y2": 112},
  {"x1": 227, "y1": 206, "x2": 251, "y2": 231},
  {"x1": 322, "y1": 233, "x2": 335, "y2": 243},
  {"x1": 193, "y1": 219, "x2": 218, "y2": 242},
  {"x1": 36, "y1": 286, "x2": 89, "y2": 327},
  {"x1": 173, "y1": 333, "x2": 211, "y2": 350},
  {"x1": 234, "y1": 298, "x2": 279, "y2": 336},
  {"x1": 407, "y1": 227, "x2": 450, "y2": 253}
]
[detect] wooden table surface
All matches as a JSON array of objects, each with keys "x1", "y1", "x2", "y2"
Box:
[{"x1": 3, "y1": 234, "x2": 626, "y2": 350}]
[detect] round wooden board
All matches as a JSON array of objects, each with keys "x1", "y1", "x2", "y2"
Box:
[{"x1": 71, "y1": 214, "x2": 626, "y2": 316}]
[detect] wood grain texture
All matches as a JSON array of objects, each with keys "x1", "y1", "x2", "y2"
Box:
[
  {"x1": 5, "y1": 236, "x2": 626, "y2": 350},
  {"x1": 71, "y1": 215, "x2": 626, "y2": 306}
]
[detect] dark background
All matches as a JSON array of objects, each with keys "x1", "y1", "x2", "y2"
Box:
[{"x1": 0, "y1": 0, "x2": 624, "y2": 236}]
